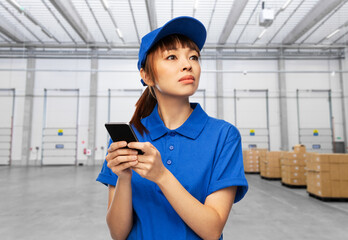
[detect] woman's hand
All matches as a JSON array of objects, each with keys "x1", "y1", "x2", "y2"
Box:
[
  {"x1": 127, "y1": 142, "x2": 167, "y2": 184},
  {"x1": 106, "y1": 141, "x2": 139, "y2": 180}
]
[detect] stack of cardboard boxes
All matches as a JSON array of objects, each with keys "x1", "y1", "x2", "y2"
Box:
[
  {"x1": 307, "y1": 153, "x2": 348, "y2": 198},
  {"x1": 260, "y1": 151, "x2": 282, "y2": 179},
  {"x1": 280, "y1": 145, "x2": 308, "y2": 187},
  {"x1": 243, "y1": 144, "x2": 348, "y2": 200},
  {"x1": 243, "y1": 149, "x2": 268, "y2": 173}
]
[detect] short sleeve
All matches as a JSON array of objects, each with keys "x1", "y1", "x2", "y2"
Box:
[
  {"x1": 96, "y1": 138, "x2": 118, "y2": 186},
  {"x1": 207, "y1": 126, "x2": 248, "y2": 203}
]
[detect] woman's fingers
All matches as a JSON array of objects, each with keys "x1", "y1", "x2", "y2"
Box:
[
  {"x1": 112, "y1": 160, "x2": 138, "y2": 173},
  {"x1": 108, "y1": 141, "x2": 127, "y2": 153},
  {"x1": 107, "y1": 155, "x2": 137, "y2": 168},
  {"x1": 128, "y1": 142, "x2": 155, "y2": 155},
  {"x1": 106, "y1": 148, "x2": 138, "y2": 162}
]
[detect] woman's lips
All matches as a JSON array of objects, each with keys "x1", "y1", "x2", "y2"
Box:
[{"x1": 179, "y1": 75, "x2": 195, "y2": 84}]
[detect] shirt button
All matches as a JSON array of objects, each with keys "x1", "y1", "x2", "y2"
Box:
[
  {"x1": 169, "y1": 132, "x2": 176, "y2": 136},
  {"x1": 166, "y1": 160, "x2": 172, "y2": 165},
  {"x1": 169, "y1": 145, "x2": 174, "y2": 151}
]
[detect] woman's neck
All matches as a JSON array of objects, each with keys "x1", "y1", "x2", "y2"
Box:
[{"x1": 157, "y1": 97, "x2": 193, "y2": 130}]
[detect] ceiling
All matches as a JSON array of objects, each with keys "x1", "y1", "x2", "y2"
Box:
[{"x1": 0, "y1": 0, "x2": 347, "y2": 57}]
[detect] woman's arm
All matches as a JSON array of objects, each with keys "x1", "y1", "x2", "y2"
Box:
[
  {"x1": 105, "y1": 141, "x2": 139, "y2": 240},
  {"x1": 129, "y1": 142, "x2": 237, "y2": 240},
  {"x1": 157, "y1": 169, "x2": 237, "y2": 240},
  {"x1": 106, "y1": 179, "x2": 133, "y2": 240}
]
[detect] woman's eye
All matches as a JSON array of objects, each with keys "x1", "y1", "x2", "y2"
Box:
[
  {"x1": 190, "y1": 55, "x2": 199, "y2": 61},
  {"x1": 167, "y1": 55, "x2": 176, "y2": 60}
]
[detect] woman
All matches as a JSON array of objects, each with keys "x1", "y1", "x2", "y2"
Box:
[{"x1": 97, "y1": 16, "x2": 248, "y2": 240}]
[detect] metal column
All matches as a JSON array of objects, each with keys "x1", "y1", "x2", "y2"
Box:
[
  {"x1": 21, "y1": 57, "x2": 36, "y2": 165},
  {"x1": 278, "y1": 54, "x2": 289, "y2": 151},
  {"x1": 216, "y1": 50, "x2": 224, "y2": 119},
  {"x1": 88, "y1": 56, "x2": 98, "y2": 165}
]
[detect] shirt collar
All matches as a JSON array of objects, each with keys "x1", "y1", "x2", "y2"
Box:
[{"x1": 143, "y1": 103, "x2": 209, "y2": 141}]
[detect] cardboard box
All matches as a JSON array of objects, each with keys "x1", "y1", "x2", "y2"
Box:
[
  {"x1": 281, "y1": 157, "x2": 307, "y2": 166},
  {"x1": 265, "y1": 151, "x2": 282, "y2": 168},
  {"x1": 307, "y1": 176, "x2": 331, "y2": 197},
  {"x1": 243, "y1": 148, "x2": 268, "y2": 173},
  {"x1": 262, "y1": 167, "x2": 281, "y2": 178},
  {"x1": 282, "y1": 177, "x2": 306, "y2": 186},
  {"x1": 340, "y1": 181, "x2": 348, "y2": 197},
  {"x1": 281, "y1": 150, "x2": 307, "y2": 186},
  {"x1": 244, "y1": 163, "x2": 259, "y2": 172},
  {"x1": 293, "y1": 144, "x2": 306, "y2": 154},
  {"x1": 281, "y1": 165, "x2": 306, "y2": 173},
  {"x1": 339, "y1": 163, "x2": 348, "y2": 181},
  {"x1": 307, "y1": 153, "x2": 348, "y2": 198}
]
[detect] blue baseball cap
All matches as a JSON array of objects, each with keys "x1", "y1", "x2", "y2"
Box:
[{"x1": 137, "y1": 16, "x2": 207, "y2": 72}]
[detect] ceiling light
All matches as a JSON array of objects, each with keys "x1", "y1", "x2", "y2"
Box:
[
  {"x1": 8, "y1": 0, "x2": 25, "y2": 12},
  {"x1": 281, "y1": 0, "x2": 292, "y2": 10},
  {"x1": 101, "y1": 0, "x2": 109, "y2": 10},
  {"x1": 116, "y1": 28, "x2": 123, "y2": 39},
  {"x1": 326, "y1": 29, "x2": 340, "y2": 39},
  {"x1": 258, "y1": 29, "x2": 267, "y2": 39}
]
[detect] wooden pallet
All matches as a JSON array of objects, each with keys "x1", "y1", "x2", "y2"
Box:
[
  {"x1": 261, "y1": 176, "x2": 281, "y2": 181},
  {"x1": 244, "y1": 171, "x2": 260, "y2": 174},
  {"x1": 308, "y1": 192, "x2": 348, "y2": 202},
  {"x1": 281, "y1": 182, "x2": 306, "y2": 189}
]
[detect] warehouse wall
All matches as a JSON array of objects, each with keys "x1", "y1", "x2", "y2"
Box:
[
  {"x1": 286, "y1": 59, "x2": 344, "y2": 152},
  {"x1": 0, "y1": 57, "x2": 346, "y2": 165}
]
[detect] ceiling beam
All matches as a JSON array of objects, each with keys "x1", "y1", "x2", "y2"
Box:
[
  {"x1": 0, "y1": 32, "x2": 11, "y2": 43},
  {"x1": 84, "y1": 0, "x2": 108, "y2": 43},
  {"x1": 0, "y1": 42, "x2": 345, "y2": 50},
  {"x1": 0, "y1": 1, "x2": 43, "y2": 43},
  {"x1": 49, "y1": 0, "x2": 94, "y2": 43},
  {"x1": 282, "y1": 0, "x2": 348, "y2": 45},
  {"x1": 6, "y1": 0, "x2": 59, "y2": 42},
  {"x1": 41, "y1": 0, "x2": 76, "y2": 44},
  {"x1": 145, "y1": 0, "x2": 157, "y2": 31},
  {"x1": 0, "y1": 13, "x2": 27, "y2": 43},
  {"x1": 218, "y1": 0, "x2": 248, "y2": 45},
  {"x1": 128, "y1": 0, "x2": 141, "y2": 44},
  {"x1": 0, "y1": 48, "x2": 343, "y2": 60},
  {"x1": 100, "y1": 0, "x2": 125, "y2": 44}
]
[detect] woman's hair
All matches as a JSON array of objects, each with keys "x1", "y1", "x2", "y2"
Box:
[{"x1": 130, "y1": 34, "x2": 200, "y2": 136}]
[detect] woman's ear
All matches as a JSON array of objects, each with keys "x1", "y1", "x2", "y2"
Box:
[{"x1": 140, "y1": 68, "x2": 154, "y2": 86}]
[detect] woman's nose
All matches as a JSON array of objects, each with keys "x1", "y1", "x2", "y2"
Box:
[{"x1": 181, "y1": 58, "x2": 192, "y2": 71}]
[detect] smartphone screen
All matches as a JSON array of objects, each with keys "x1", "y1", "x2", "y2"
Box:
[{"x1": 105, "y1": 123, "x2": 143, "y2": 154}]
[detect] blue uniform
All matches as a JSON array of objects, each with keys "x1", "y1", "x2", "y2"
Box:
[{"x1": 97, "y1": 103, "x2": 248, "y2": 240}]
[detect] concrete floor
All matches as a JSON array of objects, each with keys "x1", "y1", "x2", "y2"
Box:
[{"x1": 1, "y1": 166, "x2": 347, "y2": 240}]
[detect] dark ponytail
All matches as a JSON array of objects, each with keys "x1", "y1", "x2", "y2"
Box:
[{"x1": 130, "y1": 87, "x2": 157, "y2": 136}]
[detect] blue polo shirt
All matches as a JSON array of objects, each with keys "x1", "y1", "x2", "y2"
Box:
[{"x1": 97, "y1": 103, "x2": 248, "y2": 240}]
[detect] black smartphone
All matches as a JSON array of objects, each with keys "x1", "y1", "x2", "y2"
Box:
[{"x1": 105, "y1": 123, "x2": 143, "y2": 154}]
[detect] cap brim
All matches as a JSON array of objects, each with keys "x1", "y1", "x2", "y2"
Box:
[{"x1": 151, "y1": 16, "x2": 206, "y2": 52}]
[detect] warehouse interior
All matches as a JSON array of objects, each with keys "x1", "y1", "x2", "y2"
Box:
[{"x1": 1, "y1": 0, "x2": 348, "y2": 239}]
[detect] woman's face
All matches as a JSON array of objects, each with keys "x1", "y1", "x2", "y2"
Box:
[{"x1": 151, "y1": 45, "x2": 201, "y2": 99}]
